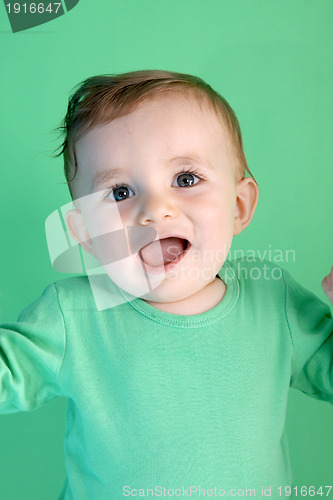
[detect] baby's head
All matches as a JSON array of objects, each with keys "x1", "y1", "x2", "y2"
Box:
[{"x1": 57, "y1": 70, "x2": 258, "y2": 312}]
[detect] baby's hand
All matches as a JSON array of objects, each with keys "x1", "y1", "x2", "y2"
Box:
[{"x1": 321, "y1": 266, "x2": 333, "y2": 305}]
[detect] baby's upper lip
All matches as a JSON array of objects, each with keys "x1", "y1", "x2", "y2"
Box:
[
  {"x1": 146, "y1": 233, "x2": 191, "y2": 246},
  {"x1": 126, "y1": 227, "x2": 191, "y2": 255},
  {"x1": 155, "y1": 233, "x2": 189, "y2": 241}
]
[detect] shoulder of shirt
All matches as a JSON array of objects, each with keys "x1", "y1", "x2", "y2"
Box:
[
  {"x1": 41, "y1": 276, "x2": 98, "y2": 317},
  {"x1": 48, "y1": 275, "x2": 93, "y2": 303},
  {"x1": 48, "y1": 274, "x2": 126, "y2": 314}
]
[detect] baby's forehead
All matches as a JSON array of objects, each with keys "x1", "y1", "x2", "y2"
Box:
[
  {"x1": 78, "y1": 95, "x2": 233, "y2": 160},
  {"x1": 87, "y1": 88, "x2": 226, "y2": 130},
  {"x1": 71, "y1": 92, "x2": 241, "y2": 198},
  {"x1": 82, "y1": 92, "x2": 232, "y2": 149}
]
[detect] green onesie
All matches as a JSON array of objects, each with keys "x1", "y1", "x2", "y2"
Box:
[{"x1": 0, "y1": 258, "x2": 332, "y2": 499}]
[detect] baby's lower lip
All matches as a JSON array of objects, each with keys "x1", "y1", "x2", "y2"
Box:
[{"x1": 138, "y1": 242, "x2": 191, "y2": 274}]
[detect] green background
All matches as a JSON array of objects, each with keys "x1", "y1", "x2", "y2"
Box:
[{"x1": 0, "y1": 0, "x2": 332, "y2": 498}]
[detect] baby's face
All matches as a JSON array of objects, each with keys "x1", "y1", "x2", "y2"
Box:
[{"x1": 69, "y1": 93, "x2": 249, "y2": 311}]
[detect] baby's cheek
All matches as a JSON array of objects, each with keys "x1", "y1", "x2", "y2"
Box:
[{"x1": 201, "y1": 195, "x2": 234, "y2": 222}]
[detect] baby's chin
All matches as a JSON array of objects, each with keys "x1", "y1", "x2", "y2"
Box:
[{"x1": 96, "y1": 256, "x2": 163, "y2": 300}]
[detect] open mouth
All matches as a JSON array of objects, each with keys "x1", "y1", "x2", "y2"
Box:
[{"x1": 139, "y1": 237, "x2": 190, "y2": 268}]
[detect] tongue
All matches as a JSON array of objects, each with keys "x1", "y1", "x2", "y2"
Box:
[{"x1": 140, "y1": 237, "x2": 186, "y2": 267}]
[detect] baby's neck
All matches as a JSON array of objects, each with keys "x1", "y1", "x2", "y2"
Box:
[{"x1": 145, "y1": 277, "x2": 226, "y2": 316}]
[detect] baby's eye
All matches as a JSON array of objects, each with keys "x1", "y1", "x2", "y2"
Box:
[
  {"x1": 173, "y1": 172, "x2": 201, "y2": 188},
  {"x1": 107, "y1": 185, "x2": 134, "y2": 202}
]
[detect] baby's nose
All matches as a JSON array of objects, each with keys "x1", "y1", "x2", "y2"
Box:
[{"x1": 137, "y1": 193, "x2": 179, "y2": 225}]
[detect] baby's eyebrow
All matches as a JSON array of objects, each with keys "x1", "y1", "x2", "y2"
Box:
[
  {"x1": 169, "y1": 154, "x2": 214, "y2": 170},
  {"x1": 92, "y1": 168, "x2": 124, "y2": 191}
]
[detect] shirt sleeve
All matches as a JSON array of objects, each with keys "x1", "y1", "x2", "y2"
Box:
[
  {"x1": 283, "y1": 269, "x2": 333, "y2": 403},
  {"x1": 0, "y1": 283, "x2": 66, "y2": 413}
]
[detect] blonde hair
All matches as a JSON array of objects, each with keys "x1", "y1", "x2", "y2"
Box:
[{"x1": 56, "y1": 70, "x2": 255, "y2": 197}]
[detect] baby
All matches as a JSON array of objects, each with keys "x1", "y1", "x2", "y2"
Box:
[{"x1": 1, "y1": 70, "x2": 333, "y2": 499}]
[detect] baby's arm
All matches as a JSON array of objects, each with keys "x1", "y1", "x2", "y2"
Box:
[
  {"x1": 0, "y1": 284, "x2": 65, "y2": 413},
  {"x1": 283, "y1": 265, "x2": 333, "y2": 403},
  {"x1": 321, "y1": 266, "x2": 333, "y2": 305}
]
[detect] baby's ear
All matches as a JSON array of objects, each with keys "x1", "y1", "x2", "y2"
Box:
[
  {"x1": 234, "y1": 177, "x2": 259, "y2": 235},
  {"x1": 65, "y1": 209, "x2": 94, "y2": 255}
]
